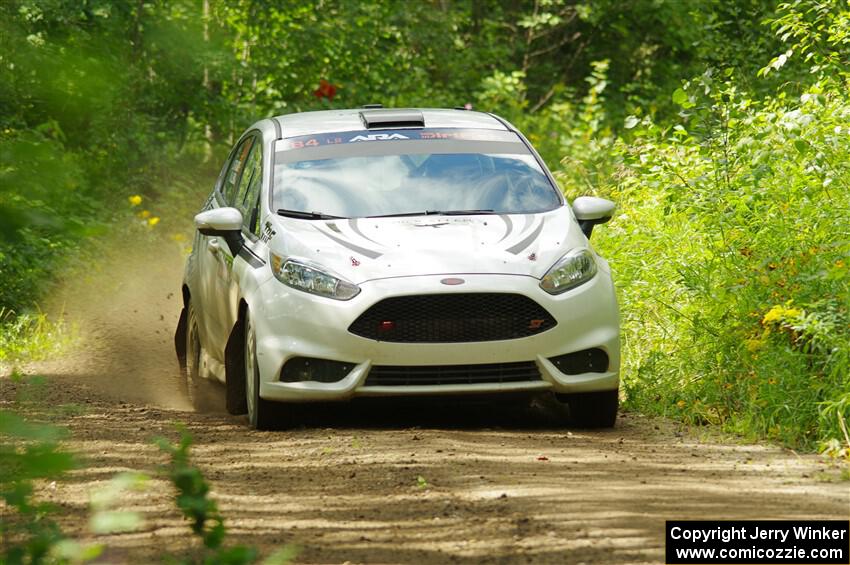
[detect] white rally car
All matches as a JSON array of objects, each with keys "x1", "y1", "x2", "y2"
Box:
[{"x1": 175, "y1": 107, "x2": 620, "y2": 429}]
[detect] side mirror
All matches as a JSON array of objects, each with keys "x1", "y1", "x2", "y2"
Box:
[
  {"x1": 572, "y1": 196, "x2": 615, "y2": 238},
  {"x1": 195, "y1": 207, "x2": 244, "y2": 254}
]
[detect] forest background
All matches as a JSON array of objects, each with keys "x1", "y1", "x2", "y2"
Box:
[{"x1": 1, "y1": 0, "x2": 848, "y2": 450}]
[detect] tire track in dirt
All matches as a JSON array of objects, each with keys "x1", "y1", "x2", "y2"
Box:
[{"x1": 5, "y1": 236, "x2": 848, "y2": 564}]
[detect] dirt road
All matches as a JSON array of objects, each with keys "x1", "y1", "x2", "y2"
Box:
[{"x1": 5, "y1": 240, "x2": 849, "y2": 564}]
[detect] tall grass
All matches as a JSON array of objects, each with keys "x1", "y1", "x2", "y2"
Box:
[
  {"x1": 485, "y1": 2, "x2": 850, "y2": 450},
  {"x1": 600, "y1": 80, "x2": 850, "y2": 448},
  {"x1": 0, "y1": 307, "x2": 73, "y2": 365}
]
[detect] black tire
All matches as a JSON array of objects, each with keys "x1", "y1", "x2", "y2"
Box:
[
  {"x1": 244, "y1": 309, "x2": 278, "y2": 430},
  {"x1": 183, "y1": 302, "x2": 203, "y2": 409},
  {"x1": 558, "y1": 389, "x2": 619, "y2": 428},
  {"x1": 183, "y1": 301, "x2": 219, "y2": 411}
]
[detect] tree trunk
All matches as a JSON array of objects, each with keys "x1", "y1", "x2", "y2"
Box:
[{"x1": 203, "y1": 0, "x2": 213, "y2": 162}]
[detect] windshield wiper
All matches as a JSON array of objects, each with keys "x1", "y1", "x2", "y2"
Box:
[
  {"x1": 438, "y1": 209, "x2": 495, "y2": 216},
  {"x1": 277, "y1": 209, "x2": 345, "y2": 220},
  {"x1": 367, "y1": 209, "x2": 494, "y2": 218}
]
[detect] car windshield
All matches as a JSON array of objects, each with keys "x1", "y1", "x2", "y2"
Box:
[{"x1": 272, "y1": 130, "x2": 561, "y2": 218}]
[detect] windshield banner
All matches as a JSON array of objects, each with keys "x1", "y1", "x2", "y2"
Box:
[{"x1": 278, "y1": 128, "x2": 520, "y2": 151}]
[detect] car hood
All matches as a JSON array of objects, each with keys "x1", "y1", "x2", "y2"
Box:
[{"x1": 267, "y1": 206, "x2": 588, "y2": 284}]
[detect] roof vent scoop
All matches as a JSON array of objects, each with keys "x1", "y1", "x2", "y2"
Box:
[{"x1": 359, "y1": 108, "x2": 425, "y2": 129}]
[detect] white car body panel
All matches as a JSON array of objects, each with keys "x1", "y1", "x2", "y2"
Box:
[
  {"x1": 252, "y1": 271, "x2": 619, "y2": 401},
  {"x1": 268, "y1": 206, "x2": 586, "y2": 284},
  {"x1": 276, "y1": 108, "x2": 507, "y2": 138}
]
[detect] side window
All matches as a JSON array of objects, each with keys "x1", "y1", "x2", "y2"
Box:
[
  {"x1": 212, "y1": 147, "x2": 234, "y2": 196},
  {"x1": 241, "y1": 150, "x2": 264, "y2": 236},
  {"x1": 220, "y1": 137, "x2": 254, "y2": 205},
  {"x1": 234, "y1": 141, "x2": 262, "y2": 233}
]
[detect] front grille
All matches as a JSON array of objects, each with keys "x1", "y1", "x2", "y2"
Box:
[
  {"x1": 348, "y1": 293, "x2": 556, "y2": 343},
  {"x1": 364, "y1": 361, "x2": 542, "y2": 386}
]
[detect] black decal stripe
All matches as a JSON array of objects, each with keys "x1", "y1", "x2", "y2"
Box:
[
  {"x1": 238, "y1": 246, "x2": 265, "y2": 268},
  {"x1": 505, "y1": 218, "x2": 545, "y2": 255},
  {"x1": 313, "y1": 226, "x2": 382, "y2": 259},
  {"x1": 348, "y1": 218, "x2": 383, "y2": 246},
  {"x1": 497, "y1": 214, "x2": 513, "y2": 243}
]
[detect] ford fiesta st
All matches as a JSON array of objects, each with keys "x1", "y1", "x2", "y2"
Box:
[{"x1": 174, "y1": 106, "x2": 620, "y2": 429}]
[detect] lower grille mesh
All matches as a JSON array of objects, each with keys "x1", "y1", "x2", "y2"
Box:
[{"x1": 364, "y1": 361, "x2": 542, "y2": 386}]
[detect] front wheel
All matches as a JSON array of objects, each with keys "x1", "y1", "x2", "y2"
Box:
[
  {"x1": 244, "y1": 310, "x2": 277, "y2": 430},
  {"x1": 557, "y1": 389, "x2": 619, "y2": 428}
]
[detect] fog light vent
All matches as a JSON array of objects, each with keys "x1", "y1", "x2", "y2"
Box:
[
  {"x1": 548, "y1": 348, "x2": 608, "y2": 375},
  {"x1": 280, "y1": 357, "x2": 354, "y2": 383}
]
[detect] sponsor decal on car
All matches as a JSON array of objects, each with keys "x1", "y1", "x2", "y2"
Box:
[
  {"x1": 349, "y1": 133, "x2": 410, "y2": 142},
  {"x1": 280, "y1": 128, "x2": 518, "y2": 150}
]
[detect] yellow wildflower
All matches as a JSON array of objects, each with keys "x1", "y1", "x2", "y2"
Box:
[
  {"x1": 762, "y1": 303, "x2": 802, "y2": 326},
  {"x1": 761, "y1": 305, "x2": 784, "y2": 325},
  {"x1": 676, "y1": 400, "x2": 686, "y2": 409},
  {"x1": 128, "y1": 195, "x2": 142, "y2": 206},
  {"x1": 147, "y1": 216, "x2": 160, "y2": 227},
  {"x1": 139, "y1": 210, "x2": 151, "y2": 219}
]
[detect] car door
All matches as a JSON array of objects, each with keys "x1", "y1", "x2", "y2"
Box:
[
  {"x1": 206, "y1": 134, "x2": 263, "y2": 360},
  {"x1": 197, "y1": 135, "x2": 255, "y2": 359},
  {"x1": 226, "y1": 139, "x2": 267, "y2": 346}
]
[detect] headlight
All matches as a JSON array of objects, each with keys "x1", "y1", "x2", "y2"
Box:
[
  {"x1": 270, "y1": 254, "x2": 360, "y2": 300},
  {"x1": 539, "y1": 248, "x2": 597, "y2": 294}
]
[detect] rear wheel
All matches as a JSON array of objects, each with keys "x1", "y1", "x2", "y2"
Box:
[
  {"x1": 183, "y1": 302, "x2": 204, "y2": 408},
  {"x1": 558, "y1": 389, "x2": 619, "y2": 428},
  {"x1": 244, "y1": 310, "x2": 277, "y2": 430},
  {"x1": 183, "y1": 301, "x2": 221, "y2": 411}
]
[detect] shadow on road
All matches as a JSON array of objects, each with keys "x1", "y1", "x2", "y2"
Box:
[{"x1": 189, "y1": 379, "x2": 590, "y2": 431}]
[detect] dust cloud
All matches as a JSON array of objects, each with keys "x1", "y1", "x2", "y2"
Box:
[{"x1": 37, "y1": 236, "x2": 194, "y2": 410}]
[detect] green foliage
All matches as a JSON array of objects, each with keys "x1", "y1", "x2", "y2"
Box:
[
  {"x1": 0, "y1": 308, "x2": 72, "y2": 364},
  {"x1": 0, "y1": 374, "x2": 142, "y2": 562},
  {"x1": 0, "y1": 377, "x2": 89, "y2": 564},
  {"x1": 585, "y1": 1, "x2": 850, "y2": 448},
  {"x1": 1, "y1": 0, "x2": 847, "y2": 450},
  {"x1": 0, "y1": 376, "x2": 294, "y2": 563},
  {"x1": 88, "y1": 472, "x2": 149, "y2": 536},
  {"x1": 156, "y1": 431, "x2": 233, "y2": 558},
  {"x1": 156, "y1": 430, "x2": 297, "y2": 565},
  {"x1": 0, "y1": 0, "x2": 805, "y2": 317}
]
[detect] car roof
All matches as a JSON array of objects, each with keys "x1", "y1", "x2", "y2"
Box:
[{"x1": 272, "y1": 108, "x2": 509, "y2": 138}]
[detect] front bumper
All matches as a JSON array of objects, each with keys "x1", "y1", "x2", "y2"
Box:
[{"x1": 252, "y1": 272, "x2": 620, "y2": 402}]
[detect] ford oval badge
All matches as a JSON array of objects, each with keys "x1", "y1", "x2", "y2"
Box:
[{"x1": 440, "y1": 278, "x2": 465, "y2": 286}]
